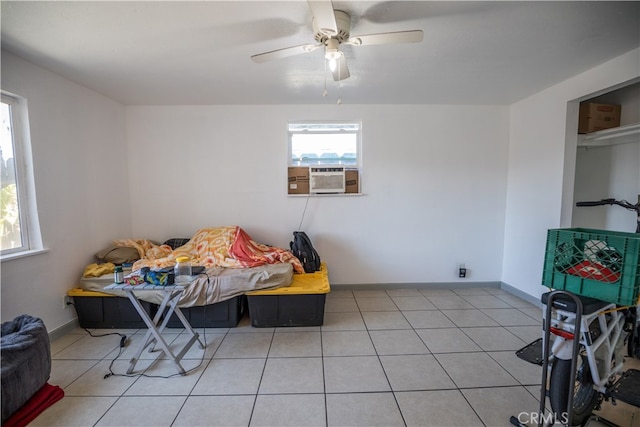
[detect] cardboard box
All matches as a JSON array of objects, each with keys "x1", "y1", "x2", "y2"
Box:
[
  {"x1": 345, "y1": 169, "x2": 359, "y2": 194},
  {"x1": 288, "y1": 167, "x2": 309, "y2": 194},
  {"x1": 579, "y1": 103, "x2": 621, "y2": 134}
]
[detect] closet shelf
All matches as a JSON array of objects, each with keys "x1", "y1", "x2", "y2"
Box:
[{"x1": 578, "y1": 123, "x2": 640, "y2": 147}]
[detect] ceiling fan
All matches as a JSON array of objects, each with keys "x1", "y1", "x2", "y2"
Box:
[{"x1": 250, "y1": 0, "x2": 423, "y2": 81}]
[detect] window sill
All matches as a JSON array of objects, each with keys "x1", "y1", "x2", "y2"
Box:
[
  {"x1": 288, "y1": 193, "x2": 365, "y2": 197},
  {"x1": 1, "y1": 248, "x2": 49, "y2": 262}
]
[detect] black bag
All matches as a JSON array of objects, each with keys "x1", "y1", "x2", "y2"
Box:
[{"x1": 290, "y1": 231, "x2": 321, "y2": 273}]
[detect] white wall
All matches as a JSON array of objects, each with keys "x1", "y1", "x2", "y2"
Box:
[
  {"x1": 502, "y1": 48, "x2": 640, "y2": 299},
  {"x1": 0, "y1": 51, "x2": 130, "y2": 331},
  {"x1": 126, "y1": 104, "x2": 509, "y2": 285}
]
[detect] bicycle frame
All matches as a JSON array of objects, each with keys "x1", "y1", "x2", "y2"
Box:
[{"x1": 545, "y1": 301, "x2": 626, "y2": 392}]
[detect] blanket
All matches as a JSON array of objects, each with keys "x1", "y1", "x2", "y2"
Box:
[
  {"x1": 3, "y1": 383, "x2": 64, "y2": 427},
  {"x1": 116, "y1": 226, "x2": 304, "y2": 274},
  {"x1": 83, "y1": 264, "x2": 294, "y2": 307}
]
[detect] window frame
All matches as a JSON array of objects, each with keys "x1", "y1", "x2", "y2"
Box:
[
  {"x1": 287, "y1": 121, "x2": 362, "y2": 169},
  {"x1": 1, "y1": 90, "x2": 44, "y2": 259}
]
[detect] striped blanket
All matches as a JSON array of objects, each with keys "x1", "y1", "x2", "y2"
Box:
[{"x1": 116, "y1": 226, "x2": 304, "y2": 273}]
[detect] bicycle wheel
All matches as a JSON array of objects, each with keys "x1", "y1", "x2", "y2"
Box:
[
  {"x1": 627, "y1": 309, "x2": 640, "y2": 358},
  {"x1": 549, "y1": 355, "x2": 600, "y2": 426},
  {"x1": 628, "y1": 323, "x2": 640, "y2": 358}
]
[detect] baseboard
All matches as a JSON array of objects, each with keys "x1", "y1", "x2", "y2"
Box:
[
  {"x1": 330, "y1": 281, "x2": 501, "y2": 291},
  {"x1": 499, "y1": 282, "x2": 542, "y2": 307},
  {"x1": 48, "y1": 317, "x2": 79, "y2": 342}
]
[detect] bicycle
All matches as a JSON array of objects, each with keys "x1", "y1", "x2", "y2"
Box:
[
  {"x1": 575, "y1": 197, "x2": 640, "y2": 359},
  {"x1": 512, "y1": 198, "x2": 640, "y2": 427},
  {"x1": 541, "y1": 290, "x2": 636, "y2": 426}
]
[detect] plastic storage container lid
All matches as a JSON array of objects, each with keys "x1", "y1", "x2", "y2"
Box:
[
  {"x1": 175, "y1": 256, "x2": 190, "y2": 262},
  {"x1": 246, "y1": 263, "x2": 330, "y2": 296}
]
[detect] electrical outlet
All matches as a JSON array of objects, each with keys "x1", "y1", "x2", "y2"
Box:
[
  {"x1": 458, "y1": 264, "x2": 467, "y2": 278},
  {"x1": 63, "y1": 295, "x2": 72, "y2": 309}
]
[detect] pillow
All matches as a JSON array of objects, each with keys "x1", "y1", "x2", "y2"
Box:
[
  {"x1": 163, "y1": 238, "x2": 191, "y2": 250},
  {"x1": 95, "y1": 246, "x2": 140, "y2": 264}
]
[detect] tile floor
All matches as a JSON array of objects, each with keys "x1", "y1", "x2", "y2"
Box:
[{"x1": 33, "y1": 287, "x2": 639, "y2": 426}]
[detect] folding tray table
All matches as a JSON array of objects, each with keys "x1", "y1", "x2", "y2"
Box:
[{"x1": 104, "y1": 282, "x2": 204, "y2": 375}]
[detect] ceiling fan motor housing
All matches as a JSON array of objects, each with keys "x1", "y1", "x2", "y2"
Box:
[{"x1": 313, "y1": 10, "x2": 351, "y2": 43}]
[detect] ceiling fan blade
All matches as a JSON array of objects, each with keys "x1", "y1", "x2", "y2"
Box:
[
  {"x1": 308, "y1": 0, "x2": 338, "y2": 37},
  {"x1": 331, "y1": 54, "x2": 350, "y2": 81},
  {"x1": 251, "y1": 43, "x2": 321, "y2": 63},
  {"x1": 346, "y1": 30, "x2": 423, "y2": 47}
]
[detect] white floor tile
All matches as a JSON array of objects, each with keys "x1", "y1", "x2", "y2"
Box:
[
  {"x1": 213, "y1": 332, "x2": 272, "y2": 358},
  {"x1": 380, "y1": 354, "x2": 457, "y2": 391},
  {"x1": 258, "y1": 357, "x2": 324, "y2": 394},
  {"x1": 173, "y1": 395, "x2": 255, "y2": 427},
  {"x1": 64, "y1": 360, "x2": 140, "y2": 396},
  {"x1": 462, "y1": 386, "x2": 541, "y2": 426},
  {"x1": 361, "y1": 311, "x2": 412, "y2": 330},
  {"x1": 326, "y1": 392, "x2": 404, "y2": 427},
  {"x1": 415, "y1": 327, "x2": 482, "y2": 353},
  {"x1": 50, "y1": 359, "x2": 100, "y2": 389},
  {"x1": 435, "y1": 352, "x2": 519, "y2": 388},
  {"x1": 462, "y1": 326, "x2": 528, "y2": 351},
  {"x1": 369, "y1": 329, "x2": 429, "y2": 355},
  {"x1": 321, "y1": 311, "x2": 366, "y2": 331},
  {"x1": 403, "y1": 310, "x2": 457, "y2": 329},
  {"x1": 355, "y1": 297, "x2": 398, "y2": 312},
  {"x1": 191, "y1": 358, "x2": 265, "y2": 395},
  {"x1": 441, "y1": 309, "x2": 500, "y2": 327},
  {"x1": 251, "y1": 394, "x2": 326, "y2": 427},
  {"x1": 396, "y1": 390, "x2": 483, "y2": 426},
  {"x1": 94, "y1": 396, "x2": 186, "y2": 426},
  {"x1": 322, "y1": 330, "x2": 376, "y2": 356},
  {"x1": 268, "y1": 331, "x2": 322, "y2": 357},
  {"x1": 324, "y1": 356, "x2": 390, "y2": 393}
]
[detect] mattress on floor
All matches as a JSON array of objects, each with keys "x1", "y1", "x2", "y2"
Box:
[{"x1": 78, "y1": 263, "x2": 293, "y2": 307}]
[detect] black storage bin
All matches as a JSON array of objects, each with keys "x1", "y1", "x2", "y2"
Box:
[
  {"x1": 166, "y1": 295, "x2": 245, "y2": 328},
  {"x1": 69, "y1": 289, "x2": 155, "y2": 329},
  {"x1": 247, "y1": 294, "x2": 326, "y2": 327}
]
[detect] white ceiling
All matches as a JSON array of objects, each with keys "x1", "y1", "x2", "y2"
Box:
[{"x1": 2, "y1": 1, "x2": 639, "y2": 106}]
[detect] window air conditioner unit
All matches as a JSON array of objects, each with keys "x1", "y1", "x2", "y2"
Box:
[{"x1": 309, "y1": 167, "x2": 345, "y2": 193}]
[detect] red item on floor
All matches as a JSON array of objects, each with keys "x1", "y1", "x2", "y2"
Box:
[
  {"x1": 3, "y1": 383, "x2": 64, "y2": 427},
  {"x1": 566, "y1": 260, "x2": 620, "y2": 283}
]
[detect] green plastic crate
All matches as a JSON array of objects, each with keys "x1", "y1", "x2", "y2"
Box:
[{"x1": 542, "y1": 228, "x2": 640, "y2": 306}]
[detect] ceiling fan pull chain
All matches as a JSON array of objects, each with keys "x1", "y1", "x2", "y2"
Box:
[
  {"x1": 337, "y1": 68, "x2": 342, "y2": 105},
  {"x1": 323, "y1": 59, "x2": 328, "y2": 97}
]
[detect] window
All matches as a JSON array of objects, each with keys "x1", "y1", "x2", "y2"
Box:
[
  {"x1": 1, "y1": 91, "x2": 42, "y2": 257},
  {"x1": 288, "y1": 122, "x2": 360, "y2": 167}
]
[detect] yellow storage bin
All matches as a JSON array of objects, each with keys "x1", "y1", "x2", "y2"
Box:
[
  {"x1": 67, "y1": 288, "x2": 115, "y2": 298},
  {"x1": 247, "y1": 263, "x2": 330, "y2": 296},
  {"x1": 246, "y1": 263, "x2": 330, "y2": 327}
]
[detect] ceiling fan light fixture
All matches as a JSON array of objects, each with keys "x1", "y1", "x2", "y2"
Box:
[
  {"x1": 328, "y1": 57, "x2": 337, "y2": 72},
  {"x1": 324, "y1": 38, "x2": 341, "y2": 61},
  {"x1": 325, "y1": 49, "x2": 341, "y2": 60}
]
